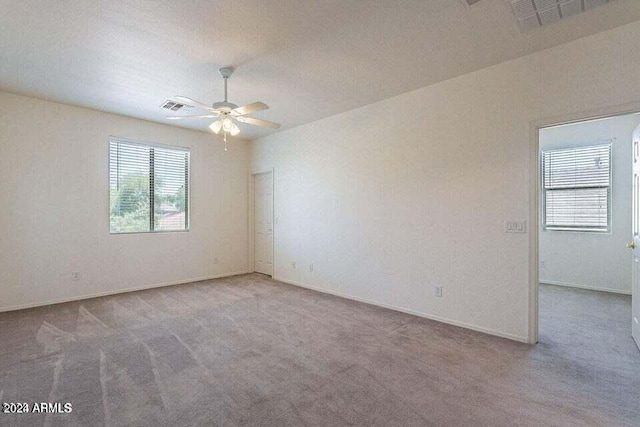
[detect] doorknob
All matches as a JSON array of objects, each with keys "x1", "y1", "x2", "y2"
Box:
[{"x1": 628, "y1": 242, "x2": 636, "y2": 249}]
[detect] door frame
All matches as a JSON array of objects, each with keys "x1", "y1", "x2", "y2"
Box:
[
  {"x1": 249, "y1": 168, "x2": 275, "y2": 276},
  {"x1": 528, "y1": 101, "x2": 640, "y2": 344}
]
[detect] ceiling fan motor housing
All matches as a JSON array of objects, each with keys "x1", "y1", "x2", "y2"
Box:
[{"x1": 211, "y1": 101, "x2": 239, "y2": 112}]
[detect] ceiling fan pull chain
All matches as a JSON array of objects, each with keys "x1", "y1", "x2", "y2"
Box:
[{"x1": 224, "y1": 132, "x2": 228, "y2": 152}]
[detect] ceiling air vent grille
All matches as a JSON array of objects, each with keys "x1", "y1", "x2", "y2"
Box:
[
  {"x1": 510, "y1": 0, "x2": 610, "y2": 31},
  {"x1": 160, "y1": 100, "x2": 193, "y2": 112}
]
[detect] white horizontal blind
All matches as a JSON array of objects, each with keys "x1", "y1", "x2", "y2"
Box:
[
  {"x1": 153, "y1": 146, "x2": 189, "y2": 232},
  {"x1": 542, "y1": 143, "x2": 611, "y2": 231},
  {"x1": 110, "y1": 138, "x2": 189, "y2": 233}
]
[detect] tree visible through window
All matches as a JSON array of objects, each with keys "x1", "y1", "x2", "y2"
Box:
[
  {"x1": 109, "y1": 138, "x2": 189, "y2": 233},
  {"x1": 542, "y1": 143, "x2": 611, "y2": 232}
]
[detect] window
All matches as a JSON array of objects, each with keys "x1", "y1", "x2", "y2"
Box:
[
  {"x1": 109, "y1": 138, "x2": 189, "y2": 233},
  {"x1": 542, "y1": 143, "x2": 611, "y2": 232}
]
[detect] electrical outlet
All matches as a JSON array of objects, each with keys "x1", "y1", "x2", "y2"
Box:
[
  {"x1": 213, "y1": 257, "x2": 219, "y2": 265},
  {"x1": 292, "y1": 262, "x2": 296, "y2": 270},
  {"x1": 72, "y1": 272, "x2": 80, "y2": 281},
  {"x1": 434, "y1": 286, "x2": 443, "y2": 298},
  {"x1": 540, "y1": 259, "x2": 546, "y2": 268},
  {"x1": 309, "y1": 264, "x2": 314, "y2": 273}
]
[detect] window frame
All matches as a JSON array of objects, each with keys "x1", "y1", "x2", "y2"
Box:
[
  {"x1": 541, "y1": 142, "x2": 612, "y2": 233},
  {"x1": 108, "y1": 136, "x2": 191, "y2": 235}
]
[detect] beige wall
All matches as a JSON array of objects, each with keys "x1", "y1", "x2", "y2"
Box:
[
  {"x1": 250, "y1": 20, "x2": 640, "y2": 342},
  {"x1": 4, "y1": 19, "x2": 640, "y2": 341},
  {"x1": 539, "y1": 114, "x2": 640, "y2": 294},
  {"x1": 0, "y1": 92, "x2": 249, "y2": 311}
]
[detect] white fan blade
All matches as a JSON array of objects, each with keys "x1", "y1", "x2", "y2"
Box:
[
  {"x1": 174, "y1": 96, "x2": 216, "y2": 112},
  {"x1": 232, "y1": 102, "x2": 269, "y2": 116},
  {"x1": 237, "y1": 116, "x2": 281, "y2": 129},
  {"x1": 166, "y1": 114, "x2": 217, "y2": 120}
]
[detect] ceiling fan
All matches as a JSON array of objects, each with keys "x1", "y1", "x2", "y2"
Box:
[{"x1": 167, "y1": 67, "x2": 281, "y2": 150}]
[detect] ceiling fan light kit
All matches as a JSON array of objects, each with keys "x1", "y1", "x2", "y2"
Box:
[
  {"x1": 168, "y1": 67, "x2": 281, "y2": 151},
  {"x1": 209, "y1": 116, "x2": 240, "y2": 136}
]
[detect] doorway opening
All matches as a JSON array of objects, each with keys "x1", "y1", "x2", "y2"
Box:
[
  {"x1": 252, "y1": 170, "x2": 274, "y2": 276},
  {"x1": 536, "y1": 112, "x2": 640, "y2": 355}
]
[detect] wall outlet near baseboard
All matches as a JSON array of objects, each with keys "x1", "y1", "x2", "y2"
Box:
[
  {"x1": 292, "y1": 262, "x2": 296, "y2": 270},
  {"x1": 309, "y1": 264, "x2": 314, "y2": 273},
  {"x1": 72, "y1": 272, "x2": 80, "y2": 281},
  {"x1": 434, "y1": 286, "x2": 443, "y2": 298},
  {"x1": 540, "y1": 259, "x2": 546, "y2": 268}
]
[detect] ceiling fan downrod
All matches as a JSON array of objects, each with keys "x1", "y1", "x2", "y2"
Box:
[{"x1": 219, "y1": 67, "x2": 233, "y2": 103}]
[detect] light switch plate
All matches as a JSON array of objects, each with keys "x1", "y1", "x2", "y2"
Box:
[{"x1": 505, "y1": 220, "x2": 527, "y2": 233}]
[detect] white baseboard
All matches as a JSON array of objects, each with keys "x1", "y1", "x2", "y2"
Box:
[
  {"x1": 540, "y1": 280, "x2": 631, "y2": 295},
  {"x1": 0, "y1": 270, "x2": 252, "y2": 313},
  {"x1": 273, "y1": 276, "x2": 529, "y2": 344}
]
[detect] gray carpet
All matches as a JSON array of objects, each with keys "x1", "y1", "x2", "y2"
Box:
[{"x1": 0, "y1": 275, "x2": 638, "y2": 426}]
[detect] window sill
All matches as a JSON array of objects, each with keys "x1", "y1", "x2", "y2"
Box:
[{"x1": 110, "y1": 229, "x2": 190, "y2": 235}]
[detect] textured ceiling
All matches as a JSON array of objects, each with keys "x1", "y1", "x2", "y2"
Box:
[{"x1": 1, "y1": 0, "x2": 640, "y2": 140}]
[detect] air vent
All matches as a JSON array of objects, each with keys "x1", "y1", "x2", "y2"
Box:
[
  {"x1": 510, "y1": 0, "x2": 610, "y2": 31},
  {"x1": 461, "y1": 0, "x2": 483, "y2": 5},
  {"x1": 160, "y1": 100, "x2": 193, "y2": 112}
]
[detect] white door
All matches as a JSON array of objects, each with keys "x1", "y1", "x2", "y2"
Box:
[
  {"x1": 254, "y1": 172, "x2": 273, "y2": 276},
  {"x1": 632, "y1": 125, "x2": 640, "y2": 351}
]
